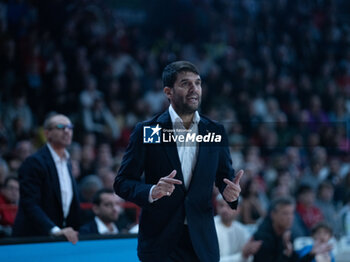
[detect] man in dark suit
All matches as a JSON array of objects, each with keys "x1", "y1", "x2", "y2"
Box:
[
  {"x1": 114, "y1": 61, "x2": 244, "y2": 262},
  {"x1": 79, "y1": 189, "x2": 123, "y2": 235},
  {"x1": 13, "y1": 114, "x2": 80, "y2": 244}
]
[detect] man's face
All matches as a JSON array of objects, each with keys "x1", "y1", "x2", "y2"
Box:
[
  {"x1": 313, "y1": 228, "x2": 331, "y2": 243},
  {"x1": 94, "y1": 193, "x2": 123, "y2": 223},
  {"x1": 164, "y1": 71, "x2": 202, "y2": 115},
  {"x1": 271, "y1": 204, "x2": 295, "y2": 233},
  {"x1": 45, "y1": 115, "x2": 73, "y2": 148},
  {"x1": 2, "y1": 179, "x2": 19, "y2": 204}
]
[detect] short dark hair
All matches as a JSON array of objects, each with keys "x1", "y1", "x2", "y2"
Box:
[
  {"x1": 162, "y1": 61, "x2": 199, "y2": 88},
  {"x1": 92, "y1": 188, "x2": 115, "y2": 206},
  {"x1": 297, "y1": 184, "x2": 313, "y2": 196},
  {"x1": 269, "y1": 196, "x2": 295, "y2": 213},
  {"x1": 311, "y1": 222, "x2": 333, "y2": 236}
]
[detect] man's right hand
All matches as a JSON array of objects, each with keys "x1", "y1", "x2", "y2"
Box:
[
  {"x1": 151, "y1": 170, "x2": 182, "y2": 200},
  {"x1": 55, "y1": 227, "x2": 79, "y2": 244}
]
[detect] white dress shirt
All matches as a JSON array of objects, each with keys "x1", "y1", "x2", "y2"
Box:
[
  {"x1": 95, "y1": 217, "x2": 119, "y2": 235},
  {"x1": 149, "y1": 105, "x2": 200, "y2": 202},
  {"x1": 168, "y1": 104, "x2": 200, "y2": 189},
  {"x1": 47, "y1": 143, "x2": 73, "y2": 219}
]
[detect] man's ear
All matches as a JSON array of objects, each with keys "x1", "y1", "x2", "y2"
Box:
[
  {"x1": 92, "y1": 205, "x2": 100, "y2": 216},
  {"x1": 164, "y1": 86, "x2": 172, "y2": 99}
]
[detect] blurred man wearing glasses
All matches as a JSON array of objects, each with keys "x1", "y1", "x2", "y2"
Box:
[{"x1": 13, "y1": 114, "x2": 81, "y2": 244}]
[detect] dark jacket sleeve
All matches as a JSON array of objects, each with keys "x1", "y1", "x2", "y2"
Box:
[
  {"x1": 18, "y1": 156, "x2": 56, "y2": 234},
  {"x1": 114, "y1": 123, "x2": 153, "y2": 207},
  {"x1": 79, "y1": 220, "x2": 98, "y2": 235},
  {"x1": 215, "y1": 124, "x2": 238, "y2": 209}
]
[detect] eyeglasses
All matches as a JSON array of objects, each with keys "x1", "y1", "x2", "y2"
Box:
[{"x1": 50, "y1": 124, "x2": 74, "y2": 130}]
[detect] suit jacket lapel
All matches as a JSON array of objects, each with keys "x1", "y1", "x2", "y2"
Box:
[
  {"x1": 43, "y1": 145, "x2": 62, "y2": 207},
  {"x1": 188, "y1": 118, "x2": 211, "y2": 191},
  {"x1": 157, "y1": 111, "x2": 186, "y2": 191}
]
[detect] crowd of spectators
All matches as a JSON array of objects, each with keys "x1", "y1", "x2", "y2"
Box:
[{"x1": 0, "y1": 0, "x2": 350, "y2": 243}]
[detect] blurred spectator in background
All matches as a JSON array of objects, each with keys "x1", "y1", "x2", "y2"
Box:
[
  {"x1": 0, "y1": 176, "x2": 19, "y2": 236},
  {"x1": 296, "y1": 185, "x2": 324, "y2": 233},
  {"x1": 3, "y1": 93, "x2": 33, "y2": 139},
  {"x1": 253, "y1": 197, "x2": 331, "y2": 262},
  {"x1": 6, "y1": 139, "x2": 34, "y2": 175},
  {"x1": 95, "y1": 143, "x2": 114, "y2": 170},
  {"x1": 315, "y1": 181, "x2": 338, "y2": 236},
  {"x1": 12, "y1": 114, "x2": 80, "y2": 244},
  {"x1": 297, "y1": 222, "x2": 334, "y2": 262},
  {"x1": 215, "y1": 195, "x2": 262, "y2": 262},
  {"x1": 270, "y1": 169, "x2": 295, "y2": 200},
  {"x1": 79, "y1": 144, "x2": 96, "y2": 180},
  {"x1": 253, "y1": 197, "x2": 298, "y2": 262},
  {"x1": 79, "y1": 74, "x2": 103, "y2": 109},
  {"x1": 79, "y1": 189, "x2": 124, "y2": 235},
  {"x1": 82, "y1": 96, "x2": 120, "y2": 143}
]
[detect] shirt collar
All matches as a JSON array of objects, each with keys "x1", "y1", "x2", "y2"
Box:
[
  {"x1": 94, "y1": 217, "x2": 118, "y2": 234},
  {"x1": 168, "y1": 104, "x2": 200, "y2": 127},
  {"x1": 47, "y1": 143, "x2": 70, "y2": 162}
]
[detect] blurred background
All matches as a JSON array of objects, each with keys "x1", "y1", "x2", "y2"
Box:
[{"x1": 0, "y1": 0, "x2": 350, "y2": 247}]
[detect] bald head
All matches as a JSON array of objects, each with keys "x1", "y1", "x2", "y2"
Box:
[{"x1": 44, "y1": 114, "x2": 73, "y2": 150}]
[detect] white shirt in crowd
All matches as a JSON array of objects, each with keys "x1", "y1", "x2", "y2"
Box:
[
  {"x1": 95, "y1": 217, "x2": 119, "y2": 235},
  {"x1": 214, "y1": 216, "x2": 252, "y2": 262},
  {"x1": 47, "y1": 143, "x2": 73, "y2": 219}
]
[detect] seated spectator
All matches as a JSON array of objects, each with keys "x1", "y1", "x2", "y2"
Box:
[
  {"x1": 79, "y1": 189, "x2": 123, "y2": 235},
  {"x1": 296, "y1": 185, "x2": 324, "y2": 232},
  {"x1": 215, "y1": 195, "x2": 262, "y2": 262},
  {"x1": 297, "y1": 222, "x2": 334, "y2": 262},
  {"x1": 315, "y1": 182, "x2": 338, "y2": 236},
  {"x1": 253, "y1": 197, "x2": 298, "y2": 262},
  {"x1": 0, "y1": 176, "x2": 19, "y2": 233},
  {"x1": 253, "y1": 197, "x2": 331, "y2": 262},
  {"x1": 82, "y1": 96, "x2": 120, "y2": 143}
]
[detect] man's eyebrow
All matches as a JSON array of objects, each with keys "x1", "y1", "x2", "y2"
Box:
[{"x1": 179, "y1": 77, "x2": 201, "y2": 83}]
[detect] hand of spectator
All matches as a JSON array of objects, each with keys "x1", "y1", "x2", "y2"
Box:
[
  {"x1": 282, "y1": 230, "x2": 293, "y2": 257},
  {"x1": 223, "y1": 170, "x2": 244, "y2": 202},
  {"x1": 151, "y1": 170, "x2": 182, "y2": 200},
  {"x1": 310, "y1": 240, "x2": 332, "y2": 256},
  {"x1": 242, "y1": 238, "x2": 262, "y2": 258},
  {"x1": 56, "y1": 227, "x2": 79, "y2": 244}
]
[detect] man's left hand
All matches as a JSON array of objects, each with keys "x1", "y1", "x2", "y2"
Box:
[{"x1": 223, "y1": 169, "x2": 244, "y2": 202}]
